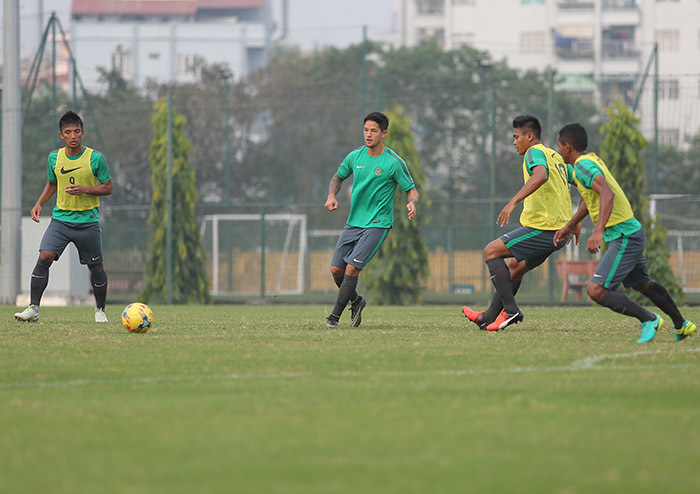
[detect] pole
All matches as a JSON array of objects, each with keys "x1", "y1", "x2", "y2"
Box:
[
  {"x1": 51, "y1": 13, "x2": 58, "y2": 148},
  {"x1": 165, "y1": 94, "x2": 174, "y2": 305},
  {"x1": 1, "y1": 0, "x2": 23, "y2": 304},
  {"x1": 653, "y1": 42, "x2": 659, "y2": 194},
  {"x1": 260, "y1": 207, "x2": 266, "y2": 298},
  {"x1": 361, "y1": 25, "x2": 368, "y2": 117},
  {"x1": 547, "y1": 71, "x2": 556, "y2": 305},
  {"x1": 224, "y1": 74, "x2": 231, "y2": 204}
]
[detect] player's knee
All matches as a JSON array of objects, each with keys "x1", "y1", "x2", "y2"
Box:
[
  {"x1": 89, "y1": 263, "x2": 108, "y2": 284},
  {"x1": 330, "y1": 265, "x2": 344, "y2": 278},
  {"x1": 632, "y1": 281, "x2": 650, "y2": 293},
  {"x1": 39, "y1": 250, "x2": 56, "y2": 262},
  {"x1": 483, "y1": 240, "x2": 503, "y2": 261},
  {"x1": 32, "y1": 258, "x2": 52, "y2": 276},
  {"x1": 345, "y1": 264, "x2": 361, "y2": 277},
  {"x1": 587, "y1": 282, "x2": 606, "y2": 302}
]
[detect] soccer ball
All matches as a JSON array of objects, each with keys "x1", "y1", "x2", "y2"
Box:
[{"x1": 121, "y1": 303, "x2": 154, "y2": 333}]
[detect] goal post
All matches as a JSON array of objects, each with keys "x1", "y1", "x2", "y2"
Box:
[{"x1": 200, "y1": 213, "x2": 307, "y2": 296}]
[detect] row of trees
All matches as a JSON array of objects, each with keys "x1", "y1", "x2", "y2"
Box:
[{"x1": 16, "y1": 40, "x2": 696, "y2": 303}]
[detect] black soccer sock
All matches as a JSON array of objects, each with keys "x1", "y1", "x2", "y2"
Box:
[
  {"x1": 333, "y1": 274, "x2": 344, "y2": 288},
  {"x1": 598, "y1": 290, "x2": 655, "y2": 323},
  {"x1": 89, "y1": 263, "x2": 108, "y2": 310},
  {"x1": 330, "y1": 274, "x2": 358, "y2": 319},
  {"x1": 641, "y1": 281, "x2": 685, "y2": 328},
  {"x1": 30, "y1": 259, "x2": 52, "y2": 306},
  {"x1": 482, "y1": 279, "x2": 522, "y2": 323},
  {"x1": 486, "y1": 258, "x2": 519, "y2": 315}
]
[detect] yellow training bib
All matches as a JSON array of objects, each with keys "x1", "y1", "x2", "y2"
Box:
[{"x1": 55, "y1": 147, "x2": 100, "y2": 211}]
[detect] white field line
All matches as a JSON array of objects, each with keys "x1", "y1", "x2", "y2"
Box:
[{"x1": 1, "y1": 348, "x2": 698, "y2": 390}]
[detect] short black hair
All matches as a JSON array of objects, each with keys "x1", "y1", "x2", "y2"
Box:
[
  {"x1": 512, "y1": 115, "x2": 541, "y2": 140},
  {"x1": 59, "y1": 111, "x2": 83, "y2": 130},
  {"x1": 558, "y1": 123, "x2": 588, "y2": 152},
  {"x1": 364, "y1": 112, "x2": 389, "y2": 132}
]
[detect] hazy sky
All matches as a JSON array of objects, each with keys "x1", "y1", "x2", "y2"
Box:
[{"x1": 2, "y1": 0, "x2": 397, "y2": 59}]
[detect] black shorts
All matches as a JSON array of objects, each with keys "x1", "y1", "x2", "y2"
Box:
[
  {"x1": 39, "y1": 219, "x2": 104, "y2": 265},
  {"x1": 500, "y1": 226, "x2": 566, "y2": 269},
  {"x1": 591, "y1": 228, "x2": 650, "y2": 290},
  {"x1": 331, "y1": 226, "x2": 390, "y2": 271}
]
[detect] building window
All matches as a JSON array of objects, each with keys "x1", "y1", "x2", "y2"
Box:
[
  {"x1": 659, "y1": 80, "x2": 679, "y2": 100},
  {"x1": 416, "y1": 0, "x2": 444, "y2": 14},
  {"x1": 177, "y1": 54, "x2": 202, "y2": 77},
  {"x1": 658, "y1": 129, "x2": 680, "y2": 147},
  {"x1": 656, "y1": 30, "x2": 679, "y2": 51},
  {"x1": 112, "y1": 45, "x2": 131, "y2": 77},
  {"x1": 520, "y1": 32, "x2": 546, "y2": 53}
]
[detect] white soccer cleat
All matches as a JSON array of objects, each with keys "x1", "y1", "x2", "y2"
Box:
[
  {"x1": 15, "y1": 304, "x2": 39, "y2": 322},
  {"x1": 95, "y1": 308, "x2": 108, "y2": 323}
]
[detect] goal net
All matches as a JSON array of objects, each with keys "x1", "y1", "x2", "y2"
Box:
[{"x1": 200, "y1": 214, "x2": 307, "y2": 296}]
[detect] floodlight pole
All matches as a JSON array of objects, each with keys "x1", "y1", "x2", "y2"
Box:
[
  {"x1": 1, "y1": 0, "x2": 22, "y2": 305},
  {"x1": 166, "y1": 94, "x2": 174, "y2": 305}
]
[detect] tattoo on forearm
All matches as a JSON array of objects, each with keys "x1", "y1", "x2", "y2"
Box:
[{"x1": 329, "y1": 174, "x2": 342, "y2": 195}]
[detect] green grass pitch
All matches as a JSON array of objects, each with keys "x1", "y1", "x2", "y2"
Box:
[{"x1": 2, "y1": 304, "x2": 699, "y2": 493}]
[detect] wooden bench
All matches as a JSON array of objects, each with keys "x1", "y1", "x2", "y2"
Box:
[{"x1": 555, "y1": 259, "x2": 598, "y2": 302}]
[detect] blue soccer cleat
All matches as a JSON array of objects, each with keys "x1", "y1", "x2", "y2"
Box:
[{"x1": 637, "y1": 313, "x2": 663, "y2": 343}]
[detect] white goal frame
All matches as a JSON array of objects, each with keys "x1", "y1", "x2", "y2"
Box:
[{"x1": 200, "y1": 213, "x2": 307, "y2": 295}]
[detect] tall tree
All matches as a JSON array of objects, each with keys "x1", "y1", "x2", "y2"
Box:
[
  {"x1": 600, "y1": 100, "x2": 682, "y2": 301},
  {"x1": 362, "y1": 106, "x2": 430, "y2": 305},
  {"x1": 141, "y1": 98, "x2": 211, "y2": 304}
]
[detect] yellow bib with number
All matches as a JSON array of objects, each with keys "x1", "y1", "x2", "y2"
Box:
[
  {"x1": 519, "y1": 144, "x2": 573, "y2": 230},
  {"x1": 55, "y1": 147, "x2": 100, "y2": 211}
]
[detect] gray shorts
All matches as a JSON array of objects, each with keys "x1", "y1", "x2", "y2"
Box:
[
  {"x1": 39, "y1": 219, "x2": 104, "y2": 265},
  {"x1": 500, "y1": 226, "x2": 566, "y2": 269},
  {"x1": 592, "y1": 227, "x2": 650, "y2": 290},
  {"x1": 331, "y1": 226, "x2": 390, "y2": 271}
]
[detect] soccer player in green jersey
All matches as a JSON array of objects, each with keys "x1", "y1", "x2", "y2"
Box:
[
  {"x1": 554, "y1": 123, "x2": 696, "y2": 343},
  {"x1": 323, "y1": 112, "x2": 419, "y2": 329},
  {"x1": 14, "y1": 111, "x2": 113, "y2": 324}
]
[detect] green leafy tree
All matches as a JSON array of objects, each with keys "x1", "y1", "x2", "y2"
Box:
[
  {"x1": 600, "y1": 100, "x2": 682, "y2": 302},
  {"x1": 362, "y1": 106, "x2": 430, "y2": 305},
  {"x1": 141, "y1": 98, "x2": 211, "y2": 304}
]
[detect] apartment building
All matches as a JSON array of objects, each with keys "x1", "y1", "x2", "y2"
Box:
[
  {"x1": 70, "y1": 0, "x2": 272, "y2": 90},
  {"x1": 399, "y1": 0, "x2": 700, "y2": 146}
]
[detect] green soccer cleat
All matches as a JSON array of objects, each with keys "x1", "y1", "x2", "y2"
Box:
[
  {"x1": 14, "y1": 304, "x2": 39, "y2": 323},
  {"x1": 95, "y1": 308, "x2": 108, "y2": 323},
  {"x1": 674, "y1": 319, "x2": 697, "y2": 342},
  {"x1": 349, "y1": 297, "x2": 366, "y2": 328},
  {"x1": 637, "y1": 313, "x2": 663, "y2": 343}
]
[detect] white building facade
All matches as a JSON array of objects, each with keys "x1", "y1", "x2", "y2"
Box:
[
  {"x1": 70, "y1": 0, "x2": 272, "y2": 90},
  {"x1": 399, "y1": 0, "x2": 700, "y2": 147}
]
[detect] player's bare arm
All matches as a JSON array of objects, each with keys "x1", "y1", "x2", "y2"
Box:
[
  {"x1": 554, "y1": 197, "x2": 588, "y2": 245},
  {"x1": 586, "y1": 174, "x2": 615, "y2": 254},
  {"x1": 497, "y1": 164, "x2": 547, "y2": 227},
  {"x1": 30, "y1": 182, "x2": 58, "y2": 223},
  {"x1": 406, "y1": 187, "x2": 419, "y2": 221},
  {"x1": 324, "y1": 173, "x2": 343, "y2": 211},
  {"x1": 65, "y1": 179, "x2": 113, "y2": 197}
]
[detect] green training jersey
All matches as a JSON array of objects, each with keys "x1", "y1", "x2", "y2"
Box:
[
  {"x1": 337, "y1": 146, "x2": 415, "y2": 229},
  {"x1": 573, "y1": 152, "x2": 641, "y2": 242},
  {"x1": 48, "y1": 146, "x2": 111, "y2": 223}
]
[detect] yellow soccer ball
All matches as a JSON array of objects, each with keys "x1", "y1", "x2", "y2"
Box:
[{"x1": 121, "y1": 303, "x2": 154, "y2": 333}]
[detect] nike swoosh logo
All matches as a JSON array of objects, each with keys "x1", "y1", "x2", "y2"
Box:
[
  {"x1": 353, "y1": 258, "x2": 364, "y2": 263},
  {"x1": 60, "y1": 166, "x2": 82, "y2": 174},
  {"x1": 356, "y1": 166, "x2": 364, "y2": 168},
  {"x1": 593, "y1": 274, "x2": 603, "y2": 278}
]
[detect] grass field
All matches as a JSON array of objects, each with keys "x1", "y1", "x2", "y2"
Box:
[{"x1": 2, "y1": 304, "x2": 699, "y2": 493}]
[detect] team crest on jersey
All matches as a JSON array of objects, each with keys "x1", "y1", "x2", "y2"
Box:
[{"x1": 374, "y1": 168, "x2": 383, "y2": 176}]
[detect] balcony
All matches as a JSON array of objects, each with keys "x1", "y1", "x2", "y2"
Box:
[
  {"x1": 603, "y1": 0, "x2": 637, "y2": 10},
  {"x1": 557, "y1": 0, "x2": 594, "y2": 9}
]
